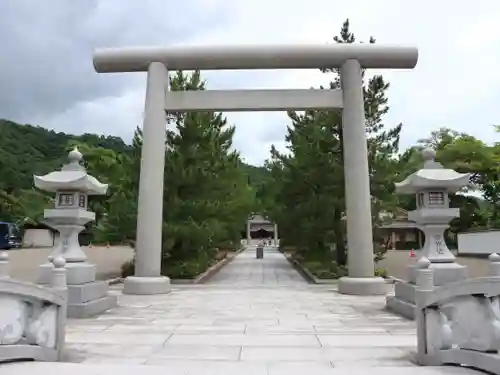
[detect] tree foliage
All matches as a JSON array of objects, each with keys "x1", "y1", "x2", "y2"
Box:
[
  {"x1": 260, "y1": 19, "x2": 403, "y2": 269},
  {"x1": 160, "y1": 70, "x2": 256, "y2": 269}
]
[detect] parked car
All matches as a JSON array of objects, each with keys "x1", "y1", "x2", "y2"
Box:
[{"x1": 0, "y1": 222, "x2": 22, "y2": 250}]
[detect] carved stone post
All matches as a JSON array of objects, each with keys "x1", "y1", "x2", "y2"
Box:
[
  {"x1": 415, "y1": 257, "x2": 434, "y2": 364},
  {"x1": 50, "y1": 255, "x2": 67, "y2": 360},
  {"x1": 51, "y1": 256, "x2": 67, "y2": 290},
  {"x1": 489, "y1": 253, "x2": 500, "y2": 276},
  {"x1": 415, "y1": 257, "x2": 433, "y2": 291},
  {"x1": 0, "y1": 251, "x2": 9, "y2": 279}
]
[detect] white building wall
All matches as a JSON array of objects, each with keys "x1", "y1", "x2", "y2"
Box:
[
  {"x1": 22, "y1": 229, "x2": 56, "y2": 248},
  {"x1": 457, "y1": 230, "x2": 500, "y2": 255}
]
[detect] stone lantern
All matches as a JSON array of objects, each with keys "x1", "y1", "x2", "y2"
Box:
[
  {"x1": 386, "y1": 148, "x2": 472, "y2": 319},
  {"x1": 34, "y1": 147, "x2": 117, "y2": 318}
]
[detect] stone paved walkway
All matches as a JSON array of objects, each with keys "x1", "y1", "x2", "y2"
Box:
[
  {"x1": 207, "y1": 246, "x2": 306, "y2": 285},
  {"x1": 3, "y1": 247, "x2": 480, "y2": 374}
]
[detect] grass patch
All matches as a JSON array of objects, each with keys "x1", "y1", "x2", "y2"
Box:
[
  {"x1": 375, "y1": 267, "x2": 388, "y2": 278},
  {"x1": 291, "y1": 252, "x2": 347, "y2": 279},
  {"x1": 291, "y1": 251, "x2": 388, "y2": 280},
  {"x1": 121, "y1": 250, "x2": 228, "y2": 279},
  {"x1": 301, "y1": 260, "x2": 347, "y2": 279}
]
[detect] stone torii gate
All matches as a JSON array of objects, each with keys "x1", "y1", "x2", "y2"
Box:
[{"x1": 92, "y1": 43, "x2": 418, "y2": 296}]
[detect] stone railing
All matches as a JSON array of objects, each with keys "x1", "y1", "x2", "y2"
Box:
[
  {"x1": 0, "y1": 252, "x2": 67, "y2": 363},
  {"x1": 415, "y1": 254, "x2": 500, "y2": 374}
]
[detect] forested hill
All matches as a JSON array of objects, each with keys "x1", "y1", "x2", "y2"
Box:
[{"x1": 0, "y1": 119, "x2": 267, "y2": 193}]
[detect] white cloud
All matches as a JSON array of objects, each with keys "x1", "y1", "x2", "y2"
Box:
[
  {"x1": 40, "y1": 85, "x2": 146, "y2": 140},
  {"x1": 32, "y1": 0, "x2": 500, "y2": 165}
]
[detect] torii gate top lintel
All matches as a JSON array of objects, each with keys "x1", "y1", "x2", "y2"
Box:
[{"x1": 92, "y1": 43, "x2": 418, "y2": 73}]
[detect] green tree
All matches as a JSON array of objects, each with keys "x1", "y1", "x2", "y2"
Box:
[
  {"x1": 160, "y1": 70, "x2": 256, "y2": 273},
  {"x1": 16, "y1": 189, "x2": 52, "y2": 225},
  {"x1": 416, "y1": 127, "x2": 494, "y2": 230},
  {"x1": 81, "y1": 129, "x2": 142, "y2": 244},
  {"x1": 393, "y1": 128, "x2": 491, "y2": 241},
  {"x1": 0, "y1": 119, "x2": 130, "y2": 193},
  {"x1": 265, "y1": 111, "x2": 344, "y2": 258},
  {"x1": 263, "y1": 19, "x2": 403, "y2": 268},
  {"x1": 0, "y1": 189, "x2": 21, "y2": 222}
]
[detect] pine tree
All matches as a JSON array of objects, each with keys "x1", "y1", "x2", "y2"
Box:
[
  {"x1": 92, "y1": 70, "x2": 255, "y2": 275},
  {"x1": 267, "y1": 111, "x2": 344, "y2": 256},
  {"x1": 92, "y1": 129, "x2": 142, "y2": 244},
  {"x1": 162, "y1": 70, "x2": 255, "y2": 269},
  {"x1": 265, "y1": 19, "x2": 403, "y2": 267}
]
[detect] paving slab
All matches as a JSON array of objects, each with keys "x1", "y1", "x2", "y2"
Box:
[
  {"x1": 206, "y1": 246, "x2": 306, "y2": 285},
  {"x1": 0, "y1": 247, "x2": 485, "y2": 374},
  {"x1": 1, "y1": 362, "x2": 482, "y2": 375}
]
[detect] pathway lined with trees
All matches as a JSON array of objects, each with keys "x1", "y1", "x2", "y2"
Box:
[
  {"x1": 206, "y1": 247, "x2": 306, "y2": 286},
  {"x1": 1, "y1": 19, "x2": 499, "y2": 283}
]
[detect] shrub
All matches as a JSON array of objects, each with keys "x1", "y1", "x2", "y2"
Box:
[
  {"x1": 374, "y1": 244, "x2": 388, "y2": 263},
  {"x1": 121, "y1": 258, "x2": 134, "y2": 278},
  {"x1": 300, "y1": 258, "x2": 347, "y2": 279},
  {"x1": 121, "y1": 250, "x2": 227, "y2": 279},
  {"x1": 375, "y1": 267, "x2": 388, "y2": 278}
]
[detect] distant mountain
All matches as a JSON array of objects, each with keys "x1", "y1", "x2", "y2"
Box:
[
  {"x1": 0, "y1": 119, "x2": 267, "y2": 193},
  {"x1": 240, "y1": 163, "x2": 269, "y2": 187},
  {"x1": 0, "y1": 119, "x2": 131, "y2": 193}
]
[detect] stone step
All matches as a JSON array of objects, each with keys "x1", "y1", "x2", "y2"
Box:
[
  {"x1": 68, "y1": 280, "x2": 109, "y2": 304},
  {"x1": 67, "y1": 294, "x2": 118, "y2": 318},
  {"x1": 0, "y1": 362, "x2": 482, "y2": 375},
  {"x1": 386, "y1": 295, "x2": 416, "y2": 320}
]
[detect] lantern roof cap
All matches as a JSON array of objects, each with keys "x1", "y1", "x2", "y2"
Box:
[
  {"x1": 34, "y1": 147, "x2": 108, "y2": 195},
  {"x1": 395, "y1": 148, "x2": 472, "y2": 194}
]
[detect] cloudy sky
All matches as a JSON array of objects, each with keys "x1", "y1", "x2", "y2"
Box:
[{"x1": 1, "y1": 0, "x2": 500, "y2": 166}]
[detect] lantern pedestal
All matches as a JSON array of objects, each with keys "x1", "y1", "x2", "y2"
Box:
[
  {"x1": 39, "y1": 261, "x2": 117, "y2": 317},
  {"x1": 407, "y1": 261, "x2": 468, "y2": 285},
  {"x1": 387, "y1": 261, "x2": 468, "y2": 320},
  {"x1": 36, "y1": 215, "x2": 118, "y2": 318},
  {"x1": 39, "y1": 261, "x2": 96, "y2": 285},
  {"x1": 387, "y1": 221, "x2": 469, "y2": 320}
]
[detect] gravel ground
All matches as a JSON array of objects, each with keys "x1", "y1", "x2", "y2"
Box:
[
  {"x1": 4, "y1": 245, "x2": 134, "y2": 282},
  {"x1": 379, "y1": 250, "x2": 489, "y2": 279}
]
